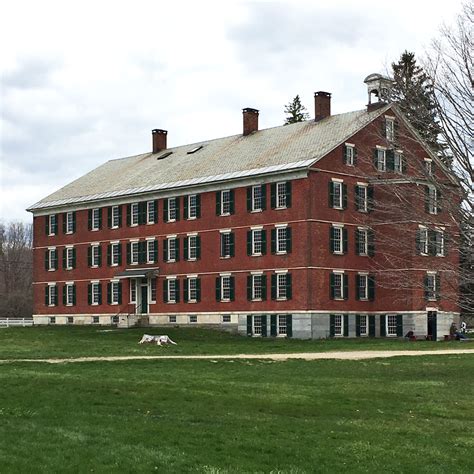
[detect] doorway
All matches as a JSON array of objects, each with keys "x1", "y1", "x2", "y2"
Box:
[{"x1": 427, "y1": 311, "x2": 437, "y2": 341}]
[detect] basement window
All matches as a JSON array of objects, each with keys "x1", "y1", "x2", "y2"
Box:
[
  {"x1": 187, "y1": 145, "x2": 203, "y2": 154},
  {"x1": 156, "y1": 151, "x2": 173, "y2": 160}
]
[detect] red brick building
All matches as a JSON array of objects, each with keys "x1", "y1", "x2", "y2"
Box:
[{"x1": 28, "y1": 75, "x2": 460, "y2": 339}]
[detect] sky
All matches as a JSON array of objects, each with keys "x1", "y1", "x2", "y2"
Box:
[{"x1": 0, "y1": 0, "x2": 464, "y2": 222}]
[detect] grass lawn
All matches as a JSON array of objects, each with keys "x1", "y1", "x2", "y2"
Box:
[
  {"x1": 0, "y1": 326, "x2": 471, "y2": 360},
  {"x1": 0, "y1": 354, "x2": 473, "y2": 473}
]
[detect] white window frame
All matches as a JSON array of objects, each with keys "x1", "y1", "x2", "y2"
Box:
[
  {"x1": 332, "y1": 180, "x2": 343, "y2": 209},
  {"x1": 222, "y1": 314, "x2": 231, "y2": 323},
  {"x1": 277, "y1": 314, "x2": 287, "y2": 336},
  {"x1": 189, "y1": 315, "x2": 198, "y2": 323},
  {"x1": 130, "y1": 241, "x2": 139, "y2": 265},
  {"x1": 169, "y1": 315, "x2": 177, "y2": 324},
  {"x1": 187, "y1": 235, "x2": 198, "y2": 261},
  {"x1": 65, "y1": 282, "x2": 74, "y2": 306},
  {"x1": 131, "y1": 203, "x2": 139, "y2": 226},
  {"x1": 356, "y1": 184, "x2": 368, "y2": 212},
  {"x1": 377, "y1": 148, "x2": 387, "y2": 172},
  {"x1": 424, "y1": 158, "x2": 433, "y2": 175},
  {"x1": 253, "y1": 315, "x2": 263, "y2": 336},
  {"x1": 276, "y1": 272, "x2": 288, "y2": 300},
  {"x1": 167, "y1": 236, "x2": 177, "y2": 262},
  {"x1": 66, "y1": 212, "x2": 74, "y2": 234},
  {"x1": 345, "y1": 144, "x2": 355, "y2": 166},
  {"x1": 276, "y1": 225, "x2": 288, "y2": 254},
  {"x1": 111, "y1": 206, "x2": 120, "y2": 228},
  {"x1": 428, "y1": 186, "x2": 438, "y2": 214},
  {"x1": 48, "y1": 283, "x2": 57, "y2": 306},
  {"x1": 188, "y1": 194, "x2": 197, "y2": 219},
  {"x1": 332, "y1": 225, "x2": 343, "y2": 254},
  {"x1": 48, "y1": 214, "x2": 57, "y2": 236},
  {"x1": 111, "y1": 280, "x2": 120, "y2": 305},
  {"x1": 251, "y1": 228, "x2": 263, "y2": 256},
  {"x1": 130, "y1": 279, "x2": 137, "y2": 303},
  {"x1": 91, "y1": 208, "x2": 100, "y2": 231},
  {"x1": 276, "y1": 182, "x2": 287, "y2": 209},
  {"x1": 435, "y1": 229, "x2": 445, "y2": 257},
  {"x1": 357, "y1": 228, "x2": 368, "y2": 256},
  {"x1": 419, "y1": 227, "x2": 429, "y2": 255},
  {"x1": 333, "y1": 272, "x2": 344, "y2": 300},
  {"x1": 394, "y1": 151, "x2": 403, "y2": 173},
  {"x1": 167, "y1": 277, "x2": 177, "y2": 303},
  {"x1": 386, "y1": 314, "x2": 398, "y2": 336},
  {"x1": 147, "y1": 201, "x2": 155, "y2": 224},
  {"x1": 385, "y1": 117, "x2": 395, "y2": 141},
  {"x1": 220, "y1": 231, "x2": 232, "y2": 258},
  {"x1": 252, "y1": 185, "x2": 263, "y2": 212},
  {"x1": 252, "y1": 273, "x2": 263, "y2": 301},
  {"x1": 221, "y1": 275, "x2": 231, "y2": 302},
  {"x1": 111, "y1": 242, "x2": 120, "y2": 266},
  {"x1": 334, "y1": 314, "x2": 344, "y2": 337},
  {"x1": 91, "y1": 244, "x2": 100, "y2": 267},
  {"x1": 426, "y1": 272, "x2": 437, "y2": 301},
  {"x1": 168, "y1": 198, "x2": 177, "y2": 222},
  {"x1": 359, "y1": 315, "x2": 368, "y2": 337},
  {"x1": 188, "y1": 277, "x2": 198, "y2": 302},
  {"x1": 221, "y1": 190, "x2": 231, "y2": 215},
  {"x1": 147, "y1": 238, "x2": 156, "y2": 264},
  {"x1": 150, "y1": 278, "x2": 157, "y2": 303},
  {"x1": 48, "y1": 247, "x2": 57, "y2": 271},
  {"x1": 91, "y1": 281, "x2": 100, "y2": 305},
  {"x1": 65, "y1": 246, "x2": 74, "y2": 270},
  {"x1": 358, "y1": 273, "x2": 369, "y2": 300}
]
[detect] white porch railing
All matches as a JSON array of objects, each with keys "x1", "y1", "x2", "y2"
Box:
[{"x1": 0, "y1": 318, "x2": 34, "y2": 327}]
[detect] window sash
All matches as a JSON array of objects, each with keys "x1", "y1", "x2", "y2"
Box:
[
  {"x1": 276, "y1": 274, "x2": 287, "y2": 299},
  {"x1": 420, "y1": 229, "x2": 429, "y2": 254},
  {"x1": 221, "y1": 233, "x2": 231, "y2": 257},
  {"x1": 253, "y1": 315, "x2": 263, "y2": 335},
  {"x1": 131, "y1": 203, "x2": 139, "y2": 225},
  {"x1": 112, "y1": 206, "x2": 120, "y2": 227},
  {"x1": 66, "y1": 212, "x2": 74, "y2": 233},
  {"x1": 112, "y1": 244, "x2": 120, "y2": 265},
  {"x1": 168, "y1": 198, "x2": 177, "y2": 221},
  {"x1": 435, "y1": 232, "x2": 444, "y2": 256},
  {"x1": 188, "y1": 236, "x2": 197, "y2": 260},
  {"x1": 276, "y1": 182, "x2": 287, "y2": 208},
  {"x1": 221, "y1": 191, "x2": 231, "y2": 215},
  {"x1": 333, "y1": 227, "x2": 343, "y2": 254},
  {"x1": 278, "y1": 315, "x2": 287, "y2": 335},
  {"x1": 49, "y1": 215, "x2": 56, "y2": 235},
  {"x1": 394, "y1": 152, "x2": 403, "y2": 173},
  {"x1": 387, "y1": 315, "x2": 398, "y2": 335},
  {"x1": 252, "y1": 275, "x2": 263, "y2": 300},
  {"x1": 66, "y1": 248, "x2": 74, "y2": 269},
  {"x1": 359, "y1": 315, "x2": 368, "y2": 336},
  {"x1": 221, "y1": 276, "x2": 231, "y2": 301},
  {"x1": 111, "y1": 282, "x2": 119, "y2": 304},
  {"x1": 357, "y1": 186, "x2": 368, "y2": 212},
  {"x1": 92, "y1": 283, "x2": 100, "y2": 304},
  {"x1": 386, "y1": 119, "x2": 395, "y2": 141},
  {"x1": 147, "y1": 201, "x2": 155, "y2": 224},
  {"x1": 252, "y1": 186, "x2": 262, "y2": 211},
  {"x1": 66, "y1": 284, "x2": 74, "y2": 305},
  {"x1": 48, "y1": 285, "x2": 57, "y2": 306},
  {"x1": 130, "y1": 280, "x2": 137, "y2": 303},
  {"x1": 358, "y1": 275, "x2": 368, "y2": 300},
  {"x1": 426, "y1": 275, "x2": 437, "y2": 300},
  {"x1": 168, "y1": 279, "x2": 177, "y2": 302},
  {"x1": 188, "y1": 278, "x2": 198, "y2": 301},
  {"x1": 346, "y1": 146, "x2": 354, "y2": 165},
  {"x1": 188, "y1": 195, "x2": 197, "y2": 218},
  {"x1": 333, "y1": 182, "x2": 342, "y2": 208},
  {"x1": 334, "y1": 314, "x2": 343, "y2": 336},
  {"x1": 147, "y1": 240, "x2": 156, "y2": 263},
  {"x1": 131, "y1": 242, "x2": 139, "y2": 264},
  {"x1": 48, "y1": 249, "x2": 56, "y2": 271},
  {"x1": 92, "y1": 208, "x2": 100, "y2": 230},
  {"x1": 428, "y1": 187, "x2": 438, "y2": 214},
  {"x1": 333, "y1": 274, "x2": 343, "y2": 299},
  {"x1": 252, "y1": 230, "x2": 263, "y2": 255},
  {"x1": 358, "y1": 229, "x2": 368, "y2": 255},
  {"x1": 377, "y1": 150, "x2": 386, "y2": 171},
  {"x1": 168, "y1": 238, "x2": 176, "y2": 261},
  {"x1": 276, "y1": 228, "x2": 287, "y2": 253}
]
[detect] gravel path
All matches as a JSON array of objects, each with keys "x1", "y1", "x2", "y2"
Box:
[{"x1": 1, "y1": 349, "x2": 473, "y2": 364}]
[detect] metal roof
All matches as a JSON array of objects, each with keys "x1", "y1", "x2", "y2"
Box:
[{"x1": 28, "y1": 106, "x2": 389, "y2": 212}]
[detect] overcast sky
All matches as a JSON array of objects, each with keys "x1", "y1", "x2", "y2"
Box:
[{"x1": 0, "y1": 0, "x2": 464, "y2": 222}]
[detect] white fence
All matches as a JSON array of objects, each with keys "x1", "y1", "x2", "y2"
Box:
[{"x1": 0, "y1": 318, "x2": 34, "y2": 327}]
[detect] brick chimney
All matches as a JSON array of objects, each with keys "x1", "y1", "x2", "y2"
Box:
[
  {"x1": 314, "y1": 91, "x2": 331, "y2": 121},
  {"x1": 152, "y1": 129, "x2": 167, "y2": 153},
  {"x1": 242, "y1": 108, "x2": 259, "y2": 136}
]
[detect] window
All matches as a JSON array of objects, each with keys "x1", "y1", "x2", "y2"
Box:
[
  {"x1": 169, "y1": 315, "x2": 177, "y2": 323},
  {"x1": 276, "y1": 182, "x2": 288, "y2": 209},
  {"x1": 90, "y1": 281, "x2": 101, "y2": 305},
  {"x1": 130, "y1": 279, "x2": 137, "y2": 303},
  {"x1": 251, "y1": 185, "x2": 263, "y2": 211},
  {"x1": 357, "y1": 274, "x2": 368, "y2": 300},
  {"x1": 386, "y1": 315, "x2": 398, "y2": 336},
  {"x1": 150, "y1": 278, "x2": 157, "y2": 303},
  {"x1": 67, "y1": 316, "x2": 74, "y2": 324},
  {"x1": 220, "y1": 231, "x2": 234, "y2": 258},
  {"x1": 167, "y1": 278, "x2": 178, "y2": 303},
  {"x1": 277, "y1": 315, "x2": 287, "y2": 336},
  {"x1": 91, "y1": 208, "x2": 101, "y2": 231},
  {"x1": 131, "y1": 203, "x2": 139, "y2": 226},
  {"x1": 252, "y1": 274, "x2": 263, "y2": 300},
  {"x1": 358, "y1": 315, "x2": 368, "y2": 336},
  {"x1": 47, "y1": 284, "x2": 57, "y2": 306},
  {"x1": 376, "y1": 148, "x2": 386, "y2": 172},
  {"x1": 275, "y1": 226, "x2": 289, "y2": 254},
  {"x1": 271, "y1": 182, "x2": 291, "y2": 209},
  {"x1": 186, "y1": 235, "x2": 198, "y2": 260},
  {"x1": 66, "y1": 212, "x2": 74, "y2": 234},
  {"x1": 65, "y1": 247, "x2": 74, "y2": 270},
  {"x1": 394, "y1": 151, "x2": 404, "y2": 173},
  {"x1": 147, "y1": 201, "x2": 156, "y2": 224},
  {"x1": 187, "y1": 277, "x2": 199, "y2": 302},
  {"x1": 330, "y1": 272, "x2": 347, "y2": 300},
  {"x1": 424, "y1": 159, "x2": 433, "y2": 175},
  {"x1": 92, "y1": 316, "x2": 100, "y2": 324},
  {"x1": 418, "y1": 227, "x2": 429, "y2": 255},
  {"x1": 47, "y1": 248, "x2": 57, "y2": 271},
  {"x1": 344, "y1": 144, "x2": 356, "y2": 166},
  {"x1": 250, "y1": 228, "x2": 264, "y2": 256},
  {"x1": 147, "y1": 239, "x2": 157, "y2": 263},
  {"x1": 425, "y1": 273, "x2": 439, "y2": 301},
  {"x1": 50, "y1": 317, "x2": 56, "y2": 325},
  {"x1": 111, "y1": 316, "x2": 119, "y2": 325},
  {"x1": 189, "y1": 315, "x2": 197, "y2": 323},
  {"x1": 221, "y1": 190, "x2": 231, "y2": 215},
  {"x1": 110, "y1": 242, "x2": 121, "y2": 266},
  {"x1": 109, "y1": 281, "x2": 121, "y2": 305},
  {"x1": 222, "y1": 314, "x2": 231, "y2": 323},
  {"x1": 47, "y1": 214, "x2": 57, "y2": 236},
  {"x1": 166, "y1": 236, "x2": 178, "y2": 262},
  {"x1": 329, "y1": 180, "x2": 345, "y2": 209},
  {"x1": 167, "y1": 198, "x2": 177, "y2": 221},
  {"x1": 221, "y1": 275, "x2": 231, "y2": 301},
  {"x1": 111, "y1": 206, "x2": 121, "y2": 228},
  {"x1": 331, "y1": 226, "x2": 345, "y2": 254},
  {"x1": 130, "y1": 241, "x2": 139, "y2": 265},
  {"x1": 426, "y1": 186, "x2": 439, "y2": 214},
  {"x1": 187, "y1": 194, "x2": 198, "y2": 219},
  {"x1": 276, "y1": 273, "x2": 288, "y2": 300},
  {"x1": 90, "y1": 244, "x2": 101, "y2": 267},
  {"x1": 253, "y1": 315, "x2": 263, "y2": 336},
  {"x1": 385, "y1": 118, "x2": 395, "y2": 141},
  {"x1": 355, "y1": 185, "x2": 368, "y2": 212},
  {"x1": 356, "y1": 228, "x2": 368, "y2": 256},
  {"x1": 434, "y1": 230, "x2": 444, "y2": 257},
  {"x1": 334, "y1": 314, "x2": 343, "y2": 336}
]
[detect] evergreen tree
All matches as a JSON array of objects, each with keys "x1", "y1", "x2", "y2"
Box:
[
  {"x1": 284, "y1": 95, "x2": 309, "y2": 125},
  {"x1": 391, "y1": 51, "x2": 442, "y2": 154}
]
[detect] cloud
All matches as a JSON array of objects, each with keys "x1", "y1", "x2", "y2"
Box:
[{"x1": 2, "y1": 57, "x2": 61, "y2": 89}]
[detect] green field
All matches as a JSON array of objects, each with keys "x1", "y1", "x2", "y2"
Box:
[
  {"x1": 0, "y1": 326, "x2": 469, "y2": 360},
  {"x1": 0, "y1": 328, "x2": 473, "y2": 473}
]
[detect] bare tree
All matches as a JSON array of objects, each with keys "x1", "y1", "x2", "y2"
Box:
[{"x1": 0, "y1": 221, "x2": 33, "y2": 318}]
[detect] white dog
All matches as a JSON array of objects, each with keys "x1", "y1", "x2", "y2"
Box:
[{"x1": 139, "y1": 334, "x2": 177, "y2": 346}]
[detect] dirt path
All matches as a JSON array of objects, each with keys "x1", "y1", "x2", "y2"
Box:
[{"x1": 1, "y1": 349, "x2": 474, "y2": 364}]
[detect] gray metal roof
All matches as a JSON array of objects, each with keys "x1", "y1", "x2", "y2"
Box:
[{"x1": 28, "y1": 106, "x2": 388, "y2": 211}]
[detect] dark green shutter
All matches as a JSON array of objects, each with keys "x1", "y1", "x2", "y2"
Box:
[
  {"x1": 355, "y1": 275, "x2": 361, "y2": 300},
  {"x1": 196, "y1": 278, "x2": 201, "y2": 302},
  {"x1": 62, "y1": 284, "x2": 66, "y2": 305},
  {"x1": 229, "y1": 232, "x2": 235, "y2": 257},
  {"x1": 139, "y1": 202, "x2": 146, "y2": 225},
  {"x1": 117, "y1": 206, "x2": 122, "y2": 227},
  {"x1": 163, "y1": 279, "x2": 168, "y2": 303},
  {"x1": 344, "y1": 315, "x2": 349, "y2": 337},
  {"x1": 330, "y1": 273, "x2": 335, "y2": 299},
  {"x1": 355, "y1": 229, "x2": 360, "y2": 255},
  {"x1": 436, "y1": 274, "x2": 441, "y2": 300},
  {"x1": 118, "y1": 244, "x2": 122, "y2": 265},
  {"x1": 62, "y1": 248, "x2": 67, "y2": 269},
  {"x1": 343, "y1": 228, "x2": 348, "y2": 254},
  {"x1": 373, "y1": 148, "x2": 379, "y2": 169},
  {"x1": 216, "y1": 277, "x2": 221, "y2": 301},
  {"x1": 436, "y1": 189, "x2": 442, "y2": 214},
  {"x1": 286, "y1": 273, "x2": 292, "y2": 300},
  {"x1": 416, "y1": 229, "x2": 421, "y2": 254},
  {"x1": 368, "y1": 276, "x2": 375, "y2": 301},
  {"x1": 215, "y1": 192, "x2": 221, "y2": 215},
  {"x1": 247, "y1": 276, "x2": 252, "y2": 301},
  {"x1": 286, "y1": 182, "x2": 292, "y2": 207},
  {"x1": 153, "y1": 200, "x2": 158, "y2": 223},
  {"x1": 424, "y1": 275, "x2": 429, "y2": 300},
  {"x1": 261, "y1": 230, "x2": 267, "y2": 255},
  {"x1": 107, "y1": 282, "x2": 111, "y2": 304},
  {"x1": 175, "y1": 279, "x2": 180, "y2": 303},
  {"x1": 286, "y1": 228, "x2": 292, "y2": 253},
  {"x1": 330, "y1": 226, "x2": 335, "y2": 252},
  {"x1": 330, "y1": 315, "x2": 335, "y2": 337},
  {"x1": 230, "y1": 276, "x2": 235, "y2": 301},
  {"x1": 44, "y1": 250, "x2": 48, "y2": 270},
  {"x1": 72, "y1": 248, "x2": 76, "y2": 269},
  {"x1": 354, "y1": 185, "x2": 360, "y2": 210},
  {"x1": 247, "y1": 315, "x2": 252, "y2": 336},
  {"x1": 45, "y1": 216, "x2": 50, "y2": 235},
  {"x1": 368, "y1": 229, "x2": 375, "y2": 257},
  {"x1": 261, "y1": 315, "x2": 267, "y2": 337},
  {"x1": 261, "y1": 275, "x2": 267, "y2": 300},
  {"x1": 271, "y1": 229, "x2": 276, "y2": 254},
  {"x1": 175, "y1": 197, "x2": 180, "y2": 221},
  {"x1": 425, "y1": 186, "x2": 430, "y2": 213},
  {"x1": 270, "y1": 183, "x2": 276, "y2": 209},
  {"x1": 88, "y1": 283, "x2": 92, "y2": 305},
  {"x1": 62, "y1": 213, "x2": 67, "y2": 233},
  {"x1": 396, "y1": 315, "x2": 403, "y2": 337},
  {"x1": 107, "y1": 244, "x2": 111, "y2": 266},
  {"x1": 183, "y1": 278, "x2": 189, "y2": 303},
  {"x1": 175, "y1": 238, "x2": 180, "y2": 261},
  {"x1": 369, "y1": 316, "x2": 376, "y2": 337},
  {"x1": 367, "y1": 186, "x2": 374, "y2": 212},
  {"x1": 342, "y1": 184, "x2": 348, "y2": 209},
  {"x1": 139, "y1": 241, "x2": 146, "y2": 264},
  {"x1": 380, "y1": 315, "x2": 386, "y2": 337},
  {"x1": 127, "y1": 204, "x2": 131, "y2": 226},
  {"x1": 163, "y1": 239, "x2": 168, "y2": 262},
  {"x1": 98, "y1": 208, "x2": 102, "y2": 229},
  {"x1": 45, "y1": 285, "x2": 49, "y2": 305},
  {"x1": 261, "y1": 184, "x2": 267, "y2": 210},
  {"x1": 247, "y1": 231, "x2": 252, "y2": 256},
  {"x1": 343, "y1": 145, "x2": 348, "y2": 164},
  {"x1": 88, "y1": 246, "x2": 92, "y2": 267},
  {"x1": 353, "y1": 147, "x2": 358, "y2": 165},
  {"x1": 229, "y1": 190, "x2": 235, "y2": 214},
  {"x1": 196, "y1": 194, "x2": 201, "y2": 218},
  {"x1": 286, "y1": 315, "x2": 292, "y2": 337},
  {"x1": 118, "y1": 282, "x2": 122, "y2": 304},
  {"x1": 164, "y1": 199, "x2": 169, "y2": 222},
  {"x1": 386, "y1": 149, "x2": 395, "y2": 171},
  {"x1": 98, "y1": 283, "x2": 102, "y2": 305},
  {"x1": 88, "y1": 209, "x2": 92, "y2": 230},
  {"x1": 53, "y1": 249, "x2": 58, "y2": 270},
  {"x1": 126, "y1": 243, "x2": 131, "y2": 265},
  {"x1": 97, "y1": 245, "x2": 102, "y2": 267},
  {"x1": 328, "y1": 181, "x2": 334, "y2": 207},
  {"x1": 72, "y1": 285, "x2": 77, "y2": 305},
  {"x1": 343, "y1": 274, "x2": 348, "y2": 300},
  {"x1": 271, "y1": 274, "x2": 277, "y2": 300},
  {"x1": 184, "y1": 237, "x2": 189, "y2": 261},
  {"x1": 108, "y1": 207, "x2": 112, "y2": 228},
  {"x1": 246, "y1": 187, "x2": 252, "y2": 211},
  {"x1": 270, "y1": 315, "x2": 277, "y2": 336},
  {"x1": 356, "y1": 315, "x2": 361, "y2": 337},
  {"x1": 196, "y1": 236, "x2": 201, "y2": 259},
  {"x1": 184, "y1": 196, "x2": 189, "y2": 219}
]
